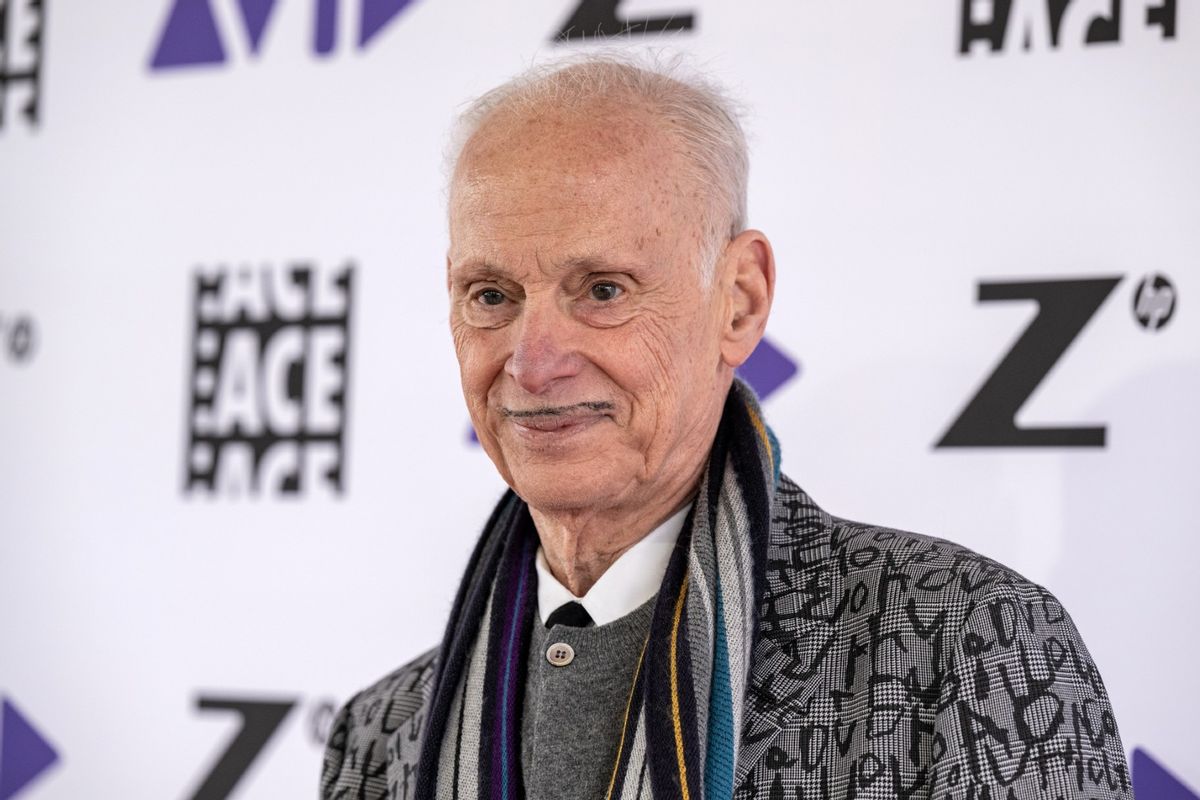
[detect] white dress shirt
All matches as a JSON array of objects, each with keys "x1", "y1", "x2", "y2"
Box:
[{"x1": 535, "y1": 504, "x2": 693, "y2": 626}]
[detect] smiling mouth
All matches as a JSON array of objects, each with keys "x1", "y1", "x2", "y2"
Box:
[{"x1": 501, "y1": 401, "x2": 614, "y2": 433}]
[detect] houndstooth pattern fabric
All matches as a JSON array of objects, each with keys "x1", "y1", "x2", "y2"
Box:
[{"x1": 322, "y1": 476, "x2": 1130, "y2": 800}]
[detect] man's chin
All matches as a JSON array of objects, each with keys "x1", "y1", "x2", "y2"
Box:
[{"x1": 507, "y1": 467, "x2": 620, "y2": 513}]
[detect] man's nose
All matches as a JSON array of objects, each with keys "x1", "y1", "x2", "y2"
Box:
[{"x1": 505, "y1": 301, "x2": 583, "y2": 396}]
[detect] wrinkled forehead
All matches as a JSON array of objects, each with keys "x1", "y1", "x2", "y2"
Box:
[
  {"x1": 450, "y1": 102, "x2": 690, "y2": 217},
  {"x1": 447, "y1": 104, "x2": 703, "y2": 264}
]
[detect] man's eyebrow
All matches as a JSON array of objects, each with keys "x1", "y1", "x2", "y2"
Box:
[
  {"x1": 560, "y1": 255, "x2": 608, "y2": 271},
  {"x1": 448, "y1": 262, "x2": 508, "y2": 282},
  {"x1": 559, "y1": 255, "x2": 649, "y2": 273},
  {"x1": 452, "y1": 256, "x2": 648, "y2": 278}
]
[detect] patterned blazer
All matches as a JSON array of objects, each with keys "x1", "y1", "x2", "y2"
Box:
[{"x1": 322, "y1": 477, "x2": 1130, "y2": 799}]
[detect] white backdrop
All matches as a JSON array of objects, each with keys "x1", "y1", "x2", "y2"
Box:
[{"x1": 1, "y1": 1, "x2": 1196, "y2": 798}]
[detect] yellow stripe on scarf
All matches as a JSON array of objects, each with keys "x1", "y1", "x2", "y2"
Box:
[
  {"x1": 746, "y1": 403, "x2": 774, "y2": 475},
  {"x1": 605, "y1": 639, "x2": 649, "y2": 800},
  {"x1": 670, "y1": 574, "x2": 691, "y2": 800}
]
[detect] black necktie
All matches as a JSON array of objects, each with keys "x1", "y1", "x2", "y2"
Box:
[{"x1": 545, "y1": 601, "x2": 593, "y2": 628}]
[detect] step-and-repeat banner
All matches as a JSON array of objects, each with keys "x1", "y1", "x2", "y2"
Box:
[{"x1": 2, "y1": 1, "x2": 1196, "y2": 798}]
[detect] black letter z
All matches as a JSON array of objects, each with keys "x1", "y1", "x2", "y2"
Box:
[
  {"x1": 937, "y1": 277, "x2": 1121, "y2": 448},
  {"x1": 187, "y1": 697, "x2": 297, "y2": 800},
  {"x1": 552, "y1": 0, "x2": 695, "y2": 41}
]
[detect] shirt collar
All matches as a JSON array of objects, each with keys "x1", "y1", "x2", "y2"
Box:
[{"x1": 535, "y1": 503, "x2": 692, "y2": 626}]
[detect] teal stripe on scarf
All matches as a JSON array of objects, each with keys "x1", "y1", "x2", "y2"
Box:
[{"x1": 704, "y1": 580, "x2": 735, "y2": 798}]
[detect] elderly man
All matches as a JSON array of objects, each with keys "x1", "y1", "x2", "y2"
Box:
[{"x1": 322, "y1": 56, "x2": 1129, "y2": 800}]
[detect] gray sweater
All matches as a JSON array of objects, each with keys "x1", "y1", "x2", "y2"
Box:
[{"x1": 521, "y1": 598, "x2": 656, "y2": 800}]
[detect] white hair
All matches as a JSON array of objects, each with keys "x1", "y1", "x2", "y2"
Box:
[{"x1": 447, "y1": 51, "x2": 750, "y2": 281}]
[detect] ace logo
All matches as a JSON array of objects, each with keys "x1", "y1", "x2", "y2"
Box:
[
  {"x1": 183, "y1": 261, "x2": 353, "y2": 497},
  {"x1": 0, "y1": 0, "x2": 47, "y2": 129},
  {"x1": 959, "y1": 0, "x2": 1176, "y2": 54}
]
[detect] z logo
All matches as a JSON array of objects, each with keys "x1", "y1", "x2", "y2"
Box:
[
  {"x1": 937, "y1": 277, "x2": 1122, "y2": 448},
  {"x1": 552, "y1": 0, "x2": 695, "y2": 41},
  {"x1": 187, "y1": 696, "x2": 297, "y2": 800}
]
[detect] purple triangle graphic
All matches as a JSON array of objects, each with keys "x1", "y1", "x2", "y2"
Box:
[
  {"x1": 149, "y1": 0, "x2": 226, "y2": 70},
  {"x1": 236, "y1": 0, "x2": 277, "y2": 53},
  {"x1": 0, "y1": 698, "x2": 60, "y2": 800},
  {"x1": 359, "y1": 0, "x2": 417, "y2": 48},
  {"x1": 1133, "y1": 748, "x2": 1200, "y2": 800},
  {"x1": 737, "y1": 336, "x2": 800, "y2": 401}
]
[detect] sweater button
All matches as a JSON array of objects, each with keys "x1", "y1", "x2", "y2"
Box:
[{"x1": 546, "y1": 642, "x2": 575, "y2": 667}]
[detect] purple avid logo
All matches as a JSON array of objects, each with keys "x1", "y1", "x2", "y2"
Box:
[
  {"x1": 1133, "y1": 748, "x2": 1200, "y2": 800},
  {"x1": 0, "y1": 698, "x2": 59, "y2": 800},
  {"x1": 149, "y1": 0, "x2": 418, "y2": 70},
  {"x1": 736, "y1": 336, "x2": 799, "y2": 403}
]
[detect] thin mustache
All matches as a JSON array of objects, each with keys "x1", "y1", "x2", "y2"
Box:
[{"x1": 501, "y1": 401, "x2": 614, "y2": 418}]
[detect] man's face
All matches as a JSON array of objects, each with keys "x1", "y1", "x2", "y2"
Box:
[{"x1": 447, "y1": 105, "x2": 731, "y2": 515}]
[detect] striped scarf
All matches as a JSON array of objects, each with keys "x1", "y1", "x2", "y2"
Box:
[{"x1": 414, "y1": 380, "x2": 779, "y2": 800}]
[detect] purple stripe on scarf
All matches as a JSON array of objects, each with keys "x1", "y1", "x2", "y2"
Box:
[{"x1": 493, "y1": 536, "x2": 533, "y2": 800}]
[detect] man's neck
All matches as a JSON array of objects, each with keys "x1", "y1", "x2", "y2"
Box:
[{"x1": 530, "y1": 479, "x2": 699, "y2": 597}]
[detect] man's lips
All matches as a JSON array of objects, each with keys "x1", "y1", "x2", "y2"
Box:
[{"x1": 500, "y1": 401, "x2": 614, "y2": 433}]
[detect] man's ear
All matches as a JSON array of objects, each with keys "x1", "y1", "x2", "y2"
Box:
[{"x1": 719, "y1": 229, "x2": 776, "y2": 369}]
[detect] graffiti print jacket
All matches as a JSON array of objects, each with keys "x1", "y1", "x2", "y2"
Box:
[{"x1": 322, "y1": 477, "x2": 1130, "y2": 800}]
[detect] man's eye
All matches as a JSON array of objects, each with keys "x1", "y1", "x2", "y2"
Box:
[
  {"x1": 478, "y1": 289, "x2": 506, "y2": 306},
  {"x1": 589, "y1": 282, "x2": 622, "y2": 302}
]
